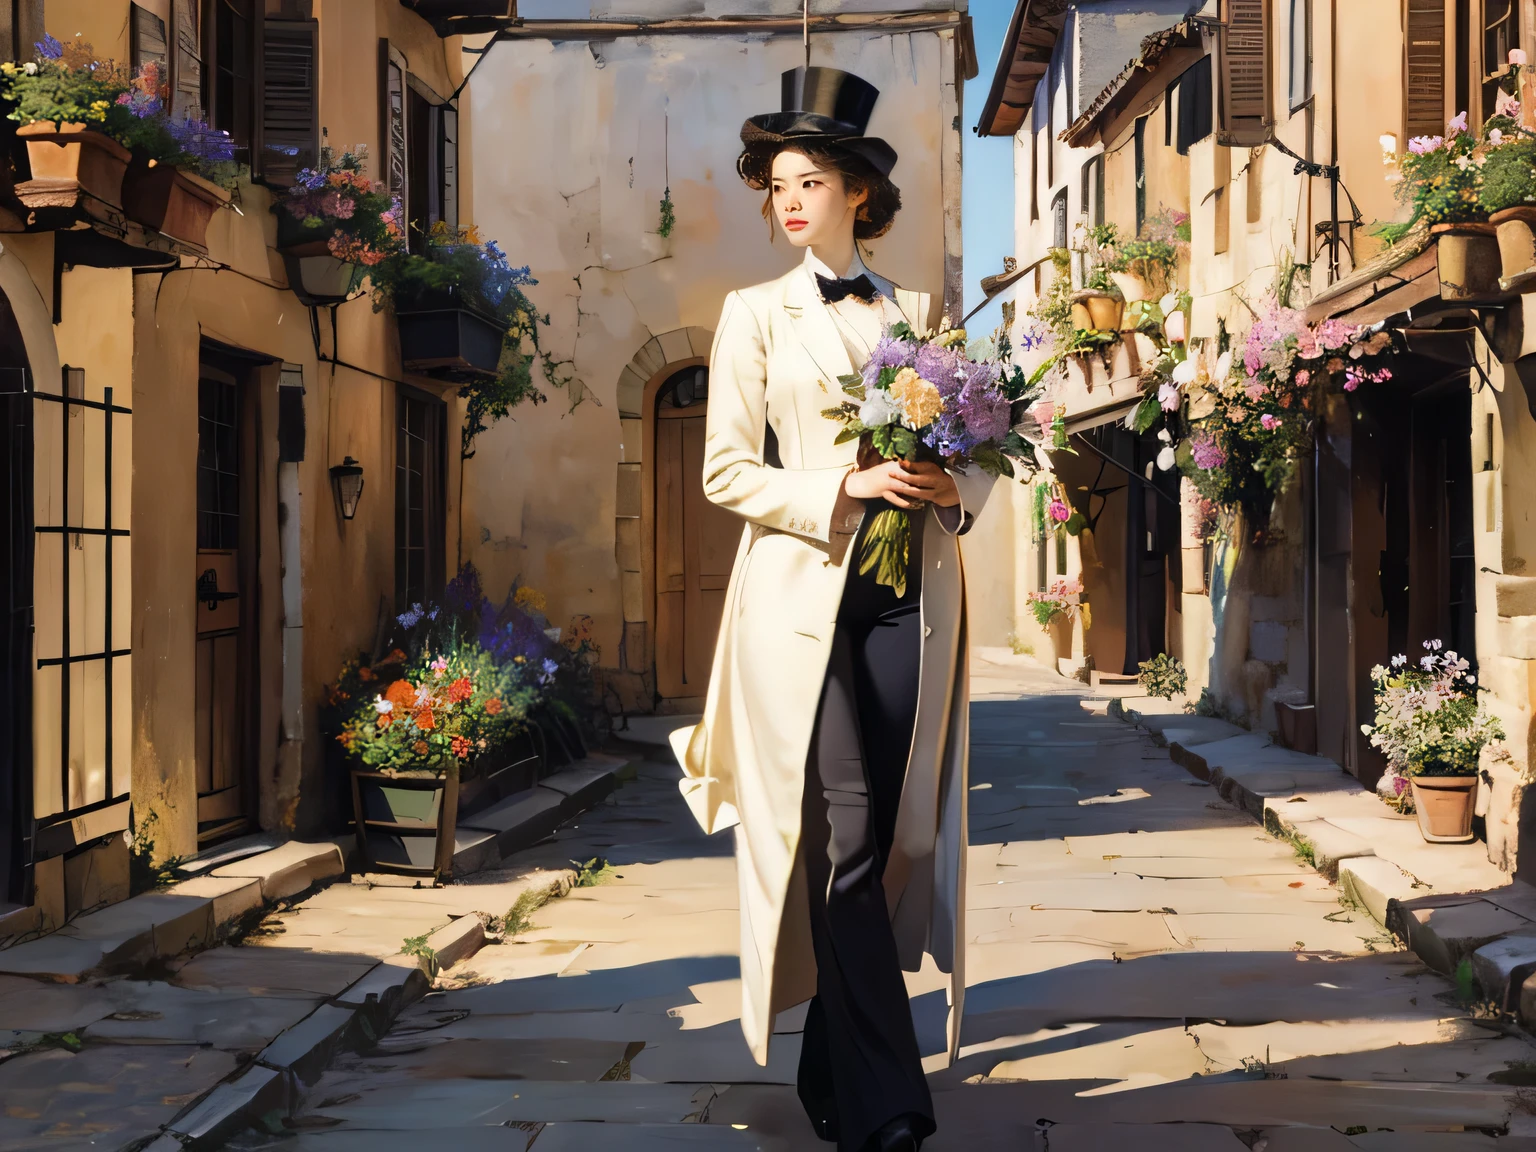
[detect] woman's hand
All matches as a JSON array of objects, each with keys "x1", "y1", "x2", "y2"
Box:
[
  {"x1": 842, "y1": 458, "x2": 961, "y2": 509},
  {"x1": 899, "y1": 459, "x2": 960, "y2": 507},
  {"x1": 843, "y1": 458, "x2": 927, "y2": 509}
]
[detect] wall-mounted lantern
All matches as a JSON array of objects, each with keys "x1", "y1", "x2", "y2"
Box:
[{"x1": 329, "y1": 457, "x2": 365, "y2": 521}]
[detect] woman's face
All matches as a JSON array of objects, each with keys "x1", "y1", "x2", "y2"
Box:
[{"x1": 769, "y1": 149, "x2": 867, "y2": 251}]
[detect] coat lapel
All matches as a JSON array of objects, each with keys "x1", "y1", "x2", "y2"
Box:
[
  {"x1": 893, "y1": 286, "x2": 936, "y2": 333},
  {"x1": 783, "y1": 267, "x2": 855, "y2": 386}
]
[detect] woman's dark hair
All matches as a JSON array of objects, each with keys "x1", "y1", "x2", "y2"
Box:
[{"x1": 737, "y1": 138, "x2": 902, "y2": 241}]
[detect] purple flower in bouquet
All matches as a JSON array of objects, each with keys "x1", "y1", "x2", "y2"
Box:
[
  {"x1": 915, "y1": 343, "x2": 963, "y2": 396},
  {"x1": 1191, "y1": 432, "x2": 1226, "y2": 470},
  {"x1": 479, "y1": 600, "x2": 555, "y2": 666},
  {"x1": 860, "y1": 334, "x2": 915, "y2": 390},
  {"x1": 957, "y1": 366, "x2": 1011, "y2": 443},
  {"x1": 444, "y1": 563, "x2": 487, "y2": 619},
  {"x1": 168, "y1": 116, "x2": 236, "y2": 165},
  {"x1": 35, "y1": 33, "x2": 62, "y2": 60}
]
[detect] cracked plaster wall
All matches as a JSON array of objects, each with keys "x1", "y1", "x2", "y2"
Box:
[{"x1": 464, "y1": 29, "x2": 956, "y2": 700}]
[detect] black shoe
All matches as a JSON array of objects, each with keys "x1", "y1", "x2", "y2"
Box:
[
  {"x1": 862, "y1": 1113, "x2": 926, "y2": 1152},
  {"x1": 809, "y1": 1115, "x2": 839, "y2": 1143}
]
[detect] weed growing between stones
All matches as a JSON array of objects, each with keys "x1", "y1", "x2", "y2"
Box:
[
  {"x1": 572, "y1": 857, "x2": 614, "y2": 887},
  {"x1": 401, "y1": 933, "x2": 437, "y2": 966}
]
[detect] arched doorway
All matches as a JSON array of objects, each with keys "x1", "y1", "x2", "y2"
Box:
[{"x1": 653, "y1": 364, "x2": 736, "y2": 704}]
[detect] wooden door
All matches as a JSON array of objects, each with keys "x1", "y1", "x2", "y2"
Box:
[
  {"x1": 194, "y1": 366, "x2": 251, "y2": 842},
  {"x1": 655, "y1": 367, "x2": 737, "y2": 703}
]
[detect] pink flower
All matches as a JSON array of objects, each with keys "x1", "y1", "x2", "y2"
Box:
[
  {"x1": 1496, "y1": 90, "x2": 1521, "y2": 119},
  {"x1": 1244, "y1": 380, "x2": 1268, "y2": 401},
  {"x1": 1260, "y1": 413, "x2": 1281, "y2": 431},
  {"x1": 1158, "y1": 381, "x2": 1181, "y2": 411},
  {"x1": 1512, "y1": 49, "x2": 1528, "y2": 66},
  {"x1": 1491, "y1": 128, "x2": 1507, "y2": 147},
  {"x1": 1448, "y1": 110, "x2": 1468, "y2": 135},
  {"x1": 1048, "y1": 499, "x2": 1071, "y2": 523},
  {"x1": 1294, "y1": 369, "x2": 1310, "y2": 387},
  {"x1": 1408, "y1": 135, "x2": 1444, "y2": 154}
]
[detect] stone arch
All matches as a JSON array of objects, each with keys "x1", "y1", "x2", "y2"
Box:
[{"x1": 606, "y1": 326, "x2": 715, "y2": 714}]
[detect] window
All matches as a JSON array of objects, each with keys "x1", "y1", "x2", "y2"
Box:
[
  {"x1": 197, "y1": 377, "x2": 240, "y2": 550},
  {"x1": 395, "y1": 390, "x2": 446, "y2": 611},
  {"x1": 1289, "y1": 0, "x2": 1313, "y2": 111},
  {"x1": 1052, "y1": 189, "x2": 1069, "y2": 251},
  {"x1": 1175, "y1": 56, "x2": 1214, "y2": 154},
  {"x1": 1483, "y1": 0, "x2": 1521, "y2": 121},
  {"x1": 1134, "y1": 115, "x2": 1148, "y2": 235},
  {"x1": 382, "y1": 44, "x2": 460, "y2": 251},
  {"x1": 206, "y1": 0, "x2": 255, "y2": 159},
  {"x1": 1029, "y1": 131, "x2": 1039, "y2": 222},
  {"x1": 1406, "y1": 0, "x2": 1447, "y2": 140},
  {"x1": 1081, "y1": 154, "x2": 1105, "y2": 226}
]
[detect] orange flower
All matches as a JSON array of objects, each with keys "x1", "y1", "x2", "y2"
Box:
[
  {"x1": 358, "y1": 667, "x2": 375, "y2": 682},
  {"x1": 412, "y1": 740, "x2": 429, "y2": 756},
  {"x1": 377, "y1": 712, "x2": 393, "y2": 729},
  {"x1": 413, "y1": 708, "x2": 436, "y2": 731},
  {"x1": 387, "y1": 648, "x2": 407, "y2": 662},
  {"x1": 484, "y1": 698, "x2": 503, "y2": 716},
  {"x1": 451, "y1": 735, "x2": 472, "y2": 759},
  {"x1": 384, "y1": 680, "x2": 417, "y2": 709},
  {"x1": 447, "y1": 677, "x2": 473, "y2": 704}
]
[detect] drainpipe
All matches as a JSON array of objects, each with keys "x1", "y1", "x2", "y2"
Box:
[{"x1": 276, "y1": 366, "x2": 305, "y2": 825}]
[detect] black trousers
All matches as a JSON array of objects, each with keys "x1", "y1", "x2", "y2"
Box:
[{"x1": 797, "y1": 507, "x2": 934, "y2": 1151}]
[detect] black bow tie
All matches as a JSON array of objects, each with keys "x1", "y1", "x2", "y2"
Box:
[{"x1": 816, "y1": 272, "x2": 879, "y2": 304}]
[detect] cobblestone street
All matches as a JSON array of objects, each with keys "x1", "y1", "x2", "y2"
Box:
[{"x1": 229, "y1": 654, "x2": 1536, "y2": 1151}]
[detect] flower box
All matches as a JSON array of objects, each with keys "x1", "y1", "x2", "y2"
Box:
[
  {"x1": 15, "y1": 121, "x2": 130, "y2": 213},
  {"x1": 279, "y1": 239, "x2": 365, "y2": 308},
  {"x1": 455, "y1": 728, "x2": 544, "y2": 818},
  {"x1": 1409, "y1": 774, "x2": 1479, "y2": 843},
  {"x1": 1491, "y1": 206, "x2": 1536, "y2": 293},
  {"x1": 350, "y1": 767, "x2": 459, "y2": 882},
  {"x1": 1432, "y1": 221, "x2": 1503, "y2": 304},
  {"x1": 396, "y1": 302, "x2": 507, "y2": 377},
  {"x1": 121, "y1": 156, "x2": 229, "y2": 248}
]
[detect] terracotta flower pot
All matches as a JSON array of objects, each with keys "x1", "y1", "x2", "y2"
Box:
[
  {"x1": 1075, "y1": 291, "x2": 1123, "y2": 332},
  {"x1": 1432, "y1": 221, "x2": 1503, "y2": 304},
  {"x1": 1408, "y1": 774, "x2": 1479, "y2": 843},
  {"x1": 1070, "y1": 302, "x2": 1095, "y2": 331},
  {"x1": 1490, "y1": 206, "x2": 1536, "y2": 293},
  {"x1": 1047, "y1": 613, "x2": 1074, "y2": 663},
  {"x1": 16, "y1": 121, "x2": 130, "y2": 211},
  {"x1": 1110, "y1": 271, "x2": 1150, "y2": 303},
  {"x1": 121, "y1": 157, "x2": 230, "y2": 249}
]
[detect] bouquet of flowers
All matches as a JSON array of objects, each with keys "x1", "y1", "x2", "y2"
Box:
[
  {"x1": 1026, "y1": 578, "x2": 1084, "y2": 627},
  {"x1": 823, "y1": 320, "x2": 1046, "y2": 595},
  {"x1": 277, "y1": 143, "x2": 404, "y2": 265}
]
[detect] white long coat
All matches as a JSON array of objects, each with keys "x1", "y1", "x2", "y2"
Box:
[{"x1": 671, "y1": 258, "x2": 993, "y2": 1067}]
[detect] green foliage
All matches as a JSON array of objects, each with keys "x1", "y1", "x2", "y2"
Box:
[
  {"x1": 1006, "y1": 632, "x2": 1034, "y2": 656},
  {"x1": 128, "y1": 809, "x2": 189, "y2": 896},
  {"x1": 1480, "y1": 135, "x2": 1536, "y2": 213},
  {"x1": 0, "y1": 44, "x2": 130, "y2": 131},
  {"x1": 571, "y1": 857, "x2": 614, "y2": 887},
  {"x1": 657, "y1": 188, "x2": 676, "y2": 238},
  {"x1": 401, "y1": 934, "x2": 437, "y2": 963},
  {"x1": 1137, "y1": 653, "x2": 1188, "y2": 699},
  {"x1": 1454, "y1": 957, "x2": 1479, "y2": 1004}
]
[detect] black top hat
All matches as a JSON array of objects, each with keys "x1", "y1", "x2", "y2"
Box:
[{"x1": 740, "y1": 66, "x2": 897, "y2": 177}]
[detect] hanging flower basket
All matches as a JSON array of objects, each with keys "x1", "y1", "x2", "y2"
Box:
[
  {"x1": 1491, "y1": 206, "x2": 1536, "y2": 293},
  {"x1": 16, "y1": 121, "x2": 130, "y2": 211},
  {"x1": 121, "y1": 156, "x2": 230, "y2": 248},
  {"x1": 396, "y1": 300, "x2": 508, "y2": 378},
  {"x1": 1432, "y1": 221, "x2": 1503, "y2": 303},
  {"x1": 1408, "y1": 774, "x2": 1479, "y2": 843},
  {"x1": 279, "y1": 239, "x2": 365, "y2": 308}
]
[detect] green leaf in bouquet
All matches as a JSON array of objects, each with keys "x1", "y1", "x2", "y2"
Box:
[
  {"x1": 1130, "y1": 395, "x2": 1162, "y2": 435},
  {"x1": 1063, "y1": 511, "x2": 1088, "y2": 536},
  {"x1": 877, "y1": 365, "x2": 899, "y2": 390},
  {"x1": 889, "y1": 321, "x2": 917, "y2": 342},
  {"x1": 839, "y1": 373, "x2": 866, "y2": 398},
  {"x1": 871, "y1": 425, "x2": 896, "y2": 457},
  {"x1": 969, "y1": 443, "x2": 1010, "y2": 479},
  {"x1": 858, "y1": 508, "x2": 911, "y2": 598},
  {"x1": 890, "y1": 426, "x2": 917, "y2": 458},
  {"x1": 833, "y1": 426, "x2": 863, "y2": 446}
]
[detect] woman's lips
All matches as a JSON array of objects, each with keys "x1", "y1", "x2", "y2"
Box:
[{"x1": 784, "y1": 219, "x2": 808, "y2": 231}]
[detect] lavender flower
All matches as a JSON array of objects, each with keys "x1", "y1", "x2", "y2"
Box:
[
  {"x1": 860, "y1": 334, "x2": 915, "y2": 391},
  {"x1": 34, "y1": 33, "x2": 61, "y2": 60},
  {"x1": 397, "y1": 603, "x2": 426, "y2": 629},
  {"x1": 1190, "y1": 433, "x2": 1226, "y2": 470}
]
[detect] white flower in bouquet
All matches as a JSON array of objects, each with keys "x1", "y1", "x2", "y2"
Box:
[{"x1": 858, "y1": 386, "x2": 899, "y2": 429}]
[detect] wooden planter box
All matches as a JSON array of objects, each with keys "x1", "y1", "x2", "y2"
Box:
[
  {"x1": 396, "y1": 302, "x2": 507, "y2": 377},
  {"x1": 351, "y1": 768, "x2": 459, "y2": 882},
  {"x1": 121, "y1": 158, "x2": 230, "y2": 249},
  {"x1": 455, "y1": 727, "x2": 544, "y2": 818},
  {"x1": 16, "y1": 121, "x2": 130, "y2": 213},
  {"x1": 1432, "y1": 222, "x2": 1502, "y2": 304},
  {"x1": 1492, "y1": 206, "x2": 1536, "y2": 294}
]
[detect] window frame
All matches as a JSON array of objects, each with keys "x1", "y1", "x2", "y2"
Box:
[
  {"x1": 203, "y1": 0, "x2": 257, "y2": 165},
  {"x1": 395, "y1": 386, "x2": 447, "y2": 612},
  {"x1": 1289, "y1": 0, "x2": 1313, "y2": 113}
]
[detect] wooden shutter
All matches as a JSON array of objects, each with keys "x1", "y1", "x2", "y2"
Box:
[
  {"x1": 440, "y1": 105, "x2": 459, "y2": 230},
  {"x1": 1404, "y1": 0, "x2": 1446, "y2": 140},
  {"x1": 172, "y1": 0, "x2": 202, "y2": 119},
  {"x1": 1219, "y1": 0, "x2": 1271, "y2": 145},
  {"x1": 257, "y1": 19, "x2": 318, "y2": 188},
  {"x1": 381, "y1": 43, "x2": 409, "y2": 229},
  {"x1": 131, "y1": 4, "x2": 168, "y2": 72}
]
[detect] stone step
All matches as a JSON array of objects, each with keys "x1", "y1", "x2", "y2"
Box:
[{"x1": 0, "y1": 840, "x2": 343, "y2": 982}]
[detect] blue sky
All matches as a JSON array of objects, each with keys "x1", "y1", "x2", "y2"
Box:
[{"x1": 962, "y1": 0, "x2": 1019, "y2": 339}]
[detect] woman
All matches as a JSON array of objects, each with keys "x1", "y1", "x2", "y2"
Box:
[{"x1": 671, "y1": 66, "x2": 992, "y2": 1152}]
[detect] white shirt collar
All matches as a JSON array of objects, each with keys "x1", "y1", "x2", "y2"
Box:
[{"x1": 803, "y1": 246, "x2": 871, "y2": 283}]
